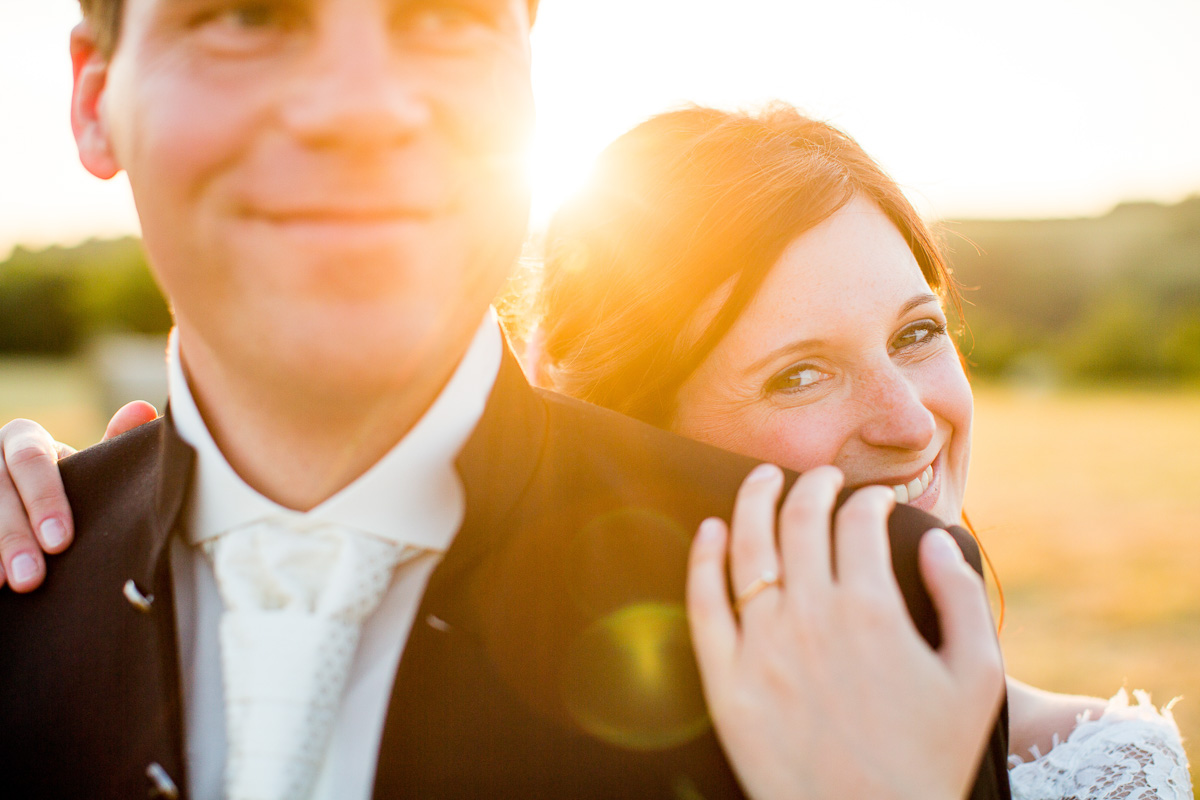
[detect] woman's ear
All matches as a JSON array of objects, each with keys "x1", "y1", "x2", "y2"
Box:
[{"x1": 70, "y1": 22, "x2": 120, "y2": 180}]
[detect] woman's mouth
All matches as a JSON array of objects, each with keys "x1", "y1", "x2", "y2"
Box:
[{"x1": 890, "y1": 464, "x2": 933, "y2": 504}]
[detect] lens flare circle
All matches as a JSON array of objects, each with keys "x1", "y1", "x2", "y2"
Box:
[{"x1": 561, "y1": 601, "x2": 709, "y2": 751}]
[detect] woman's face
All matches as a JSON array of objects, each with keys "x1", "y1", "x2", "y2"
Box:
[{"x1": 672, "y1": 196, "x2": 973, "y2": 526}]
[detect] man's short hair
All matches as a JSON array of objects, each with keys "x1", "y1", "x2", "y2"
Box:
[
  {"x1": 80, "y1": 0, "x2": 542, "y2": 57},
  {"x1": 78, "y1": 0, "x2": 123, "y2": 57}
]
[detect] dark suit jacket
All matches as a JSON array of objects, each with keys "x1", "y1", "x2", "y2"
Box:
[{"x1": 0, "y1": 345, "x2": 1010, "y2": 799}]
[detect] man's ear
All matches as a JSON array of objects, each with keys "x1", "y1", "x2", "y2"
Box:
[{"x1": 70, "y1": 22, "x2": 120, "y2": 180}]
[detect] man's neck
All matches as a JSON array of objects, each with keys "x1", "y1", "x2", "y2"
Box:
[{"x1": 175, "y1": 326, "x2": 476, "y2": 511}]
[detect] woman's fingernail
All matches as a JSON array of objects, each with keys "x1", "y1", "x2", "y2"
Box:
[
  {"x1": 697, "y1": 518, "x2": 723, "y2": 541},
  {"x1": 747, "y1": 463, "x2": 781, "y2": 483},
  {"x1": 40, "y1": 519, "x2": 67, "y2": 549},
  {"x1": 925, "y1": 528, "x2": 962, "y2": 563},
  {"x1": 11, "y1": 553, "x2": 39, "y2": 584}
]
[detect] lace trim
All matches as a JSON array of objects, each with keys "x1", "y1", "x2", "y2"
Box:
[{"x1": 1008, "y1": 689, "x2": 1192, "y2": 800}]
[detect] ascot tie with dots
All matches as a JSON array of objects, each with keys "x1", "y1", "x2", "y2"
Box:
[{"x1": 205, "y1": 518, "x2": 421, "y2": 800}]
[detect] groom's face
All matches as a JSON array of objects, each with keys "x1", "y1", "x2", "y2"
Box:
[{"x1": 75, "y1": 0, "x2": 534, "y2": 382}]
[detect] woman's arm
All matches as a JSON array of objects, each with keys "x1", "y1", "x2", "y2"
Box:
[
  {"x1": 1006, "y1": 677, "x2": 1106, "y2": 760},
  {"x1": 688, "y1": 464, "x2": 1006, "y2": 800},
  {"x1": 0, "y1": 401, "x2": 156, "y2": 591}
]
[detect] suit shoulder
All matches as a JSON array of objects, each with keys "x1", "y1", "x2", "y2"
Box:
[
  {"x1": 58, "y1": 418, "x2": 166, "y2": 497},
  {"x1": 57, "y1": 417, "x2": 193, "y2": 532},
  {"x1": 59, "y1": 417, "x2": 168, "y2": 471},
  {"x1": 534, "y1": 387, "x2": 760, "y2": 492}
]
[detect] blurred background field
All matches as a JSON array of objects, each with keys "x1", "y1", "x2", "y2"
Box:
[{"x1": 967, "y1": 385, "x2": 1200, "y2": 776}]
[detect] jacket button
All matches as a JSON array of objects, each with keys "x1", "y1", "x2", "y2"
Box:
[
  {"x1": 123, "y1": 579, "x2": 154, "y2": 613},
  {"x1": 426, "y1": 613, "x2": 451, "y2": 632},
  {"x1": 146, "y1": 762, "x2": 179, "y2": 799}
]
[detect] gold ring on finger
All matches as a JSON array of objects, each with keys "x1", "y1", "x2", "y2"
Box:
[{"x1": 734, "y1": 570, "x2": 782, "y2": 614}]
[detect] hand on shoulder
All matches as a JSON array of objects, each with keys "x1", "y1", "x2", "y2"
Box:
[{"x1": 0, "y1": 401, "x2": 156, "y2": 591}]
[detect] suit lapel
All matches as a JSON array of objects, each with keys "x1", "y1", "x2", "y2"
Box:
[
  {"x1": 425, "y1": 339, "x2": 548, "y2": 603},
  {"x1": 6, "y1": 415, "x2": 198, "y2": 797},
  {"x1": 119, "y1": 413, "x2": 197, "y2": 796},
  {"x1": 370, "y1": 341, "x2": 547, "y2": 796}
]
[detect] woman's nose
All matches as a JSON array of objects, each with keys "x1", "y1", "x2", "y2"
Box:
[{"x1": 856, "y1": 368, "x2": 937, "y2": 452}]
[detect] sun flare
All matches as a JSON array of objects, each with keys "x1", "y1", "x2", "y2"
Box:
[{"x1": 525, "y1": 128, "x2": 605, "y2": 233}]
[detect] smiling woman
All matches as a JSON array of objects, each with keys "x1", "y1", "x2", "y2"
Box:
[
  {"x1": 670, "y1": 197, "x2": 970, "y2": 526},
  {"x1": 537, "y1": 107, "x2": 970, "y2": 522},
  {"x1": 531, "y1": 104, "x2": 1192, "y2": 798}
]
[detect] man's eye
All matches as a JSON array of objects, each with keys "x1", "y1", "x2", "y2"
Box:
[
  {"x1": 765, "y1": 364, "x2": 830, "y2": 396},
  {"x1": 890, "y1": 320, "x2": 947, "y2": 353},
  {"x1": 397, "y1": 2, "x2": 494, "y2": 40},
  {"x1": 226, "y1": 4, "x2": 281, "y2": 27},
  {"x1": 194, "y1": 2, "x2": 295, "y2": 34},
  {"x1": 192, "y1": 2, "x2": 297, "y2": 53}
]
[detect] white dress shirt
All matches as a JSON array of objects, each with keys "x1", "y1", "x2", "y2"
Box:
[{"x1": 167, "y1": 316, "x2": 502, "y2": 800}]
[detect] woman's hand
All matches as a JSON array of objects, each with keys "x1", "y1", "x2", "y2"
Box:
[
  {"x1": 687, "y1": 464, "x2": 1005, "y2": 800},
  {"x1": 0, "y1": 401, "x2": 157, "y2": 591}
]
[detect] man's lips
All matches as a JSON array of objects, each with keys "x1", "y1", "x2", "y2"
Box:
[{"x1": 245, "y1": 205, "x2": 441, "y2": 223}]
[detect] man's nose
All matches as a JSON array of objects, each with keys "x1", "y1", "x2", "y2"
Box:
[
  {"x1": 280, "y1": 18, "x2": 431, "y2": 148},
  {"x1": 856, "y1": 366, "x2": 937, "y2": 452}
]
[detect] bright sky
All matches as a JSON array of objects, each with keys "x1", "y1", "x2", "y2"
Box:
[{"x1": 4, "y1": 0, "x2": 1199, "y2": 254}]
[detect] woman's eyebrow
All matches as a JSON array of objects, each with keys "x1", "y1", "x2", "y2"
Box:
[
  {"x1": 742, "y1": 337, "x2": 828, "y2": 377},
  {"x1": 897, "y1": 293, "x2": 940, "y2": 318}
]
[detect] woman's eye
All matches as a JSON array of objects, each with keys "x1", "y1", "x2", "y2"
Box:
[
  {"x1": 890, "y1": 320, "x2": 947, "y2": 353},
  {"x1": 765, "y1": 364, "x2": 831, "y2": 396}
]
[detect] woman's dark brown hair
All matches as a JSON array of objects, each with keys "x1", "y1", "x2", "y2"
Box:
[
  {"x1": 537, "y1": 104, "x2": 961, "y2": 428},
  {"x1": 534, "y1": 105, "x2": 1001, "y2": 619}
]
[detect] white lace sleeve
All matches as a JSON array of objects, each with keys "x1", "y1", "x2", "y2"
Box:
[{"x1": 1008, "y1": 689, "x2": 1192, "y2": 800}]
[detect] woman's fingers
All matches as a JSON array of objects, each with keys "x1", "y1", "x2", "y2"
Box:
[
  {"x1": 687, "y1": 517, "x2": 737, "y2": 684},
  {"x1": 777, "y1": 465, "x2": 842, "y2": 601},
  {"x1": 0, "y1": 419, "x2": 77, "y2": 592},
  {"x1": 0, "y1": 403, "x2": 154, "y2": 594},
  {"x1": 833, "y1": 485, "x2": 900, "y2": 593},
  {"x1": 0, "y1": 466, "x2": 45, "y2": 592},
  {"x1": 686, "y1": 477, "x2": 1005, "y2": 800},
  {"x1": 919, "y1": 529, "x2": 1005, "y2": 696},
  {"x1": 728, "y1": 463, "x2": 785, "y2": 619},
  {"x1": 103, "y1": 400, "x2": 158, "y2": 442}
]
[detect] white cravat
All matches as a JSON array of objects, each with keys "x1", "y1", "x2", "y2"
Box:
[
  {"x1": 205, "y1": 519, "x2": 424, "y2": 800},
  {"x1": 166, "y1": 313, "x2": 503, "y2": 800}
]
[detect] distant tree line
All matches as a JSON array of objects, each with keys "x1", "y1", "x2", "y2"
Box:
[
  {"x1": 0, "y1": 237, "x2": 170, "y2": 354},
  {"x1": 2, "y1": 196, "x2": 1199, "y2": 383},
  {"x1": 942, "y1": 196, "x2": 1200, "y2": 383}
]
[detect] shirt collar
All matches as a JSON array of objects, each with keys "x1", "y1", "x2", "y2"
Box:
[{"x1": 168, "y1": 312, "x2": 502, "y2": 551}]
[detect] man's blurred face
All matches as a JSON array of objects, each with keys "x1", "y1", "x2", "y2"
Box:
[{"x1": 83, "y1": 0, "x2": 534, "y2": 387}]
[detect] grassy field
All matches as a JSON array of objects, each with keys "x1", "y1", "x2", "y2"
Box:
[
  {"x1": 967, "y1": 384, "x2": 1199, "y2": 783},
  {"x1": 2, "y1": 359, "x2": 1197, "y2": 784},
  {"x1": 0, "y1": 356, "x2": 111, "y2": 448}
]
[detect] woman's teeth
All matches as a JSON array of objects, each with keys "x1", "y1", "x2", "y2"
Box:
[{"x1": 892, "y1": 465, "x2": 934, "y2": 504}]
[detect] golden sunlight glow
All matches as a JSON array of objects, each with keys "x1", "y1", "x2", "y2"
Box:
[
  {"x1": 525, "y1": 130, "x2": 602, "y2": 232},
  {"x1": 6, "y1": 1, "x2": 1200, "y2": 253}
]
